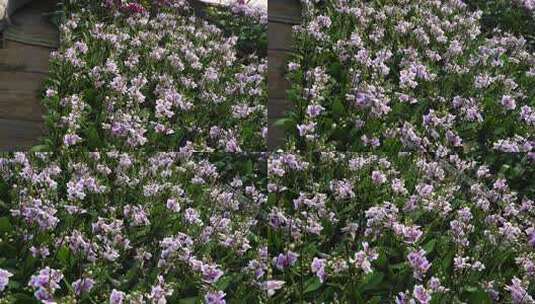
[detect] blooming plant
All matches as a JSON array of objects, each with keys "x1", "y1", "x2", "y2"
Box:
[
  {"x1": 266, "y1": 152, "x2": 535, "y2": 303},
  {"x1": 0, "y1": 152, "x2": 268, "y2": 303},
  {"x1": 0, "y1": 0, "x2": 533, "y2": 303},
  {"x1": 204, "y1": 0, "x2": 268, "y2": 57},
  {"x1": 41, "y1": 0, "x2": 267, "y2": 152},
  {"x1": 280, "y1": 0, "x2": 535, "y2": 166}
]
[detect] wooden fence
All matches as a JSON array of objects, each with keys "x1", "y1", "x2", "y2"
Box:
[
  {"x1": 0, "y1": 0, "x2": 58, "y2": 151},
  {"x1": 268, "y1": 0, "x2": 301, "y2": 150}
]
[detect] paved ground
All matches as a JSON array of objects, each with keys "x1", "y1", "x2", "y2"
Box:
[{"x1": 0, "y1": 0, "x2": 58, "y2": 151}]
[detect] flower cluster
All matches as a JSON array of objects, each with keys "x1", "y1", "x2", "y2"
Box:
[
  {"x1": 42, "y1": 0, "x2": 266, "y2": 151},
  {"x1": 282, "y1": 0, "x2": 535, "y2": 165},
  {"x1": 0, "y1": 152, "x2": 268, "y2": 303},
  {"x1": 265, "y1": 152, "x2": 534, "y2": 303}
]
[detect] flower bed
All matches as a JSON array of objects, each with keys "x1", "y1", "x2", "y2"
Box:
[
  {"x1": 0, "y1": 152, "x2": 268, "y2": 303},
  {"x1": 280, "y1": 0, "x2": 535, "y2": 162},
  {"x1": 40, "y1": 0, "x2": 267, "y2": 152},
  {"x1": 266, "y1": 152, "x2": 535, "y2": 303},
  {"x1": 0, "y1": 0, "x2": 534, "y2": 303}
]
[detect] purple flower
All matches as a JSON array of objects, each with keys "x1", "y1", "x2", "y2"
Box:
[
  {"x1": 202, "y1": 264, "x2": 224, "y2": 284},
  {"x1": 407, "y1": 249, "x2": 432, "y2": 280},
  {"x1": 527, "y1": 228, "x2": 535, "y2": 248},
  {"x1": 148, "y1": 276, "x2": 173, "y2": 303},
  {"x1": 166, "y1": 198, "x2": 181, "y2": 213},
  {"x1": 505, "y1": 277, "x2": 534, "y2": 304},
  {"x1": 311, "y1": 257, "x2": 327, "y2": 283},
  {"x1": 500, "y1": 95, "x2": 516, "y2": 110},
  {"x1": 72, "y1": 277, "x2": 95, "y2": 296},
  {"x1": 63, "y1": 134, "x2": 83, "y2": 147},
  {"x1": 520, "y1": 105, "x2": 535, "y2": 125},
  {"x1": 261, "y1": 280, "x2": 285, "y2": 297},
  {"x1": 0, "y1": 269, "x2": 12, "y2": 292},
  {"x1": 28, "y1": 267, "x2": 63, "y2": 302},
  {"x1": 122, "y1": 3, "x2": 145, "y2": 14},
  {"x1": 352, "y1": 242, "x2": 379, "y2": 273},
  {"x1": 45, "y1": 89, "x2": 57, "y2": 98},
  {"x1": 330, "y1": 179, "x2": 355, "y2": 200},
  {"x1": 110, "y1": 289, "x2": 125, "y2": 304},
  {"x1": 205, "y1": 290, "x2": 226, "y2": 304},
  {"x1": 297, "y1": 122, "x2": 316, "y2": 137},
  {"x1": 396, "y1": 292, "x2": 410, "y2": 304},
  {"x1": 413, "y1": 285, "x2": 431, "y2": 304},
  {"x1": 371, "y1": 170, "x2": 387, "y2": 184},
  {"x1": 274, "y1": 250, "x2": 299, "y2": 270},
  {"x1": 355, "y1": 92, "x2": 370, "y2": 107},
  {"x1": 400, "y1": 225, "x2": 423, "y2": 244},
  {"x1": 416, "y1": 183, "x2": 434, "y2": 197},
  {"x1": 446, "y1": 130, "x2": 463, "y2": 147},
  {"x1": 306, "y1": 104, "x2": 325, "y2": 118}
]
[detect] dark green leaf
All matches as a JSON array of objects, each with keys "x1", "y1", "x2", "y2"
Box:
[
  {"x1": 0, "y1": 217, "x2": 12, "y2": 233},
  {"x1": 423, "y1": 239, "x2": 437, "y2": 254},
  {"x1": 57, "y1": 246, "x2": 70, "y2": 267},
  {"x1": 304, "y1": 277, "x2": 322, "y2": 294},
  {"x1": 179, "y1": 297, "x2": 198, "y2": 304},
  {"x1": 360, "y1": 271, "x2": 384, "y2": 291}
]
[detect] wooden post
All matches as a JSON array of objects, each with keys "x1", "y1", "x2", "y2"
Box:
[
  {"x1": 0, "y1": 21, "x2": 4, "y2": 48},
  {"x1": 268, "y1": 0, "x2": 301, "y2": 150}
]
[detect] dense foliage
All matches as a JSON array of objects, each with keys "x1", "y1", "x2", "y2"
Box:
[
  {"x1": 266, "y1": 152, "x2": 535, "y2": 303},
  {"x1": 280, "y1": 0, "x2": 535, "y2": 164},
  {"x1": 0, "y1": 0, "x2": 533, "y2": 303},
  {"x1": 40, "y1": 0, "x2": 267, "y2": 152},
  {"x1": 269, "y1": 1, "x2": 535, "y2": 302},
  {"x1": 0, "y1": 152, "x2": 268, "y2": 303}
]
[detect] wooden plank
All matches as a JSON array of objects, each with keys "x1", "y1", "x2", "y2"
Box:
[
  {"x1": 0, "y1": 0, "x2": 56, "y2": 150},
  {"x1": 269, "y1": 0, "x2": 301, "y2": 24},
  {"x1": 268, "y1": 49, "x2": 291, "y2": 100},
  {"x1": 0, "y1": 71, "x2": 45, "y2": 92},
  {"x1": 268, "y1": 117, "x2": 286, "y2": 150},
  {"x1": 268, "y1": 21, "x2": 294, "y2": 51},
  {"x1": 0, "y1": 90, "x2": 43, "y2": 122},
  {"x1": 269, "y1": 98, "x2": 293, "y2": 119},
  {"x1": 267, "y1": 1, "x2": 301, "y2": 149},
  {"x1": 0, "y1": 40, "x2": 50, "y2": 73},
  {"x1": 0, "y1": 118, "x2": 43, "y2": 151},
  {"x1": 9, "y1": 0, "x2": 59, "y2": 43}
]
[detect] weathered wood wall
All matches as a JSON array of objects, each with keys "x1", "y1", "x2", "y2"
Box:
[
  {"x1": 268, "y1": 0, "x2": 300, "y2": 150},
  {"x1": 0, "y1": 0, "x2": 58, "y2": 151}
]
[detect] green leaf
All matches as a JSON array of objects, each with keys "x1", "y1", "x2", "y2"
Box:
[
  {"x1": 215, "y1": 275, "x2": 232, "y2": 291},
  {"x1": 85, "y1": 125, "x2": 102, "y2": 148},
  {"x1": 57, "y1": 246, "x2": 70, "y2": 267},
  {"x1": 360, "y1": 271, "x2": 384, "y2": 291},
  {"x1": 30, "y1": 145, "x2": 50, "y2": 152},
  {"x1": 423, "y1": 239, "x2": 437, "y2": 254},
  {"x1": 13, "y1": 293, "x2": 39, "y2": 303},
  {"x1": 389, "y1": 262, "x2": 407, "y2": 271},
  {"x1": 441, "y1": 249, "x2": 455, "y2": 274},
  {"x1": 244, "y1": 159, "x2": 253, "y2": 175},
  {"x1": 8, "y1": 280, "x2": 20, "y2": 289},
  {"x1": 273, "y1": 117, "x2": 296, "y2": 128},
  {"x1": 368, "y1": 296, "x2": 382, "y2": 304},
  {"x1": 331, "y1": 99, "x2": 345, "y2": 116},
  {"x1": 464, "y1": 286, "x2": 492, "y2": 304},
  {"x1": 0, "y1": 217, "x2": 12, "y2": 233},
  {"x1": 178, "y1": 297, "x2": 198, "y2": 304},
  {"x1": 304, "y1": 277, "x2": 322, "y2": 294}
]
